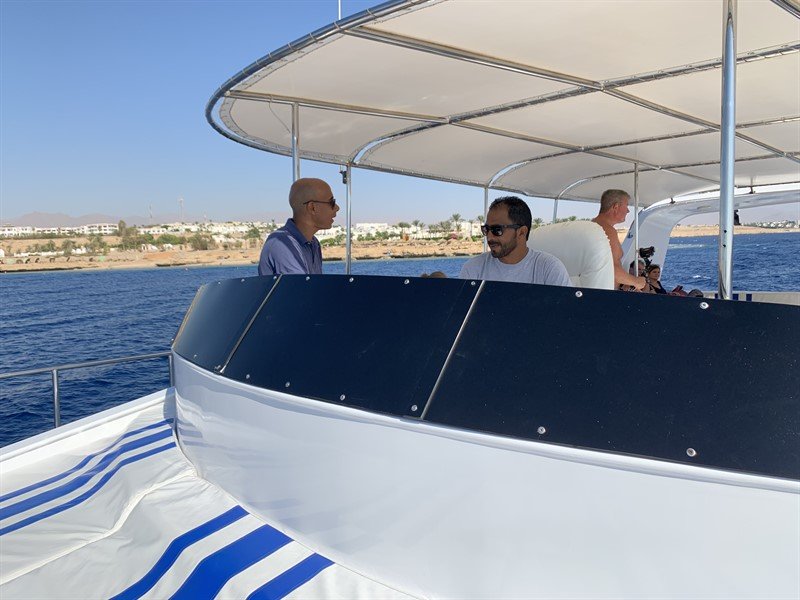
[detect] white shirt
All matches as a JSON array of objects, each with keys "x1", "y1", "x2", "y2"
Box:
[{"x1": 459, "y1": 249, "x2": 572, "y2": 286}]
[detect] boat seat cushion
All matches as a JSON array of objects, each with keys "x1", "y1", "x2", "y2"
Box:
[{"x1": 528, "y1": 221, "x2": 614, "y2": 290}]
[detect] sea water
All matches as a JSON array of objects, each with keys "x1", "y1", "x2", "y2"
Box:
[{"x1": 1, "y1": 233, "x2": 797, "y2": 446}]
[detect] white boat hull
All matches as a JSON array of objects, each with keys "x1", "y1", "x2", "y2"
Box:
[{"x1": 174, "y1": 355, "x2": 800, "y2": 599}]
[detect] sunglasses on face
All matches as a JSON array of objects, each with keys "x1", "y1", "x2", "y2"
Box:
[
  {"x1": 304, "y1": 197, "x2": 337, "y2": 209},
  {"x1": 480, "y1": 224, "x2": 522, "y2": 237}
]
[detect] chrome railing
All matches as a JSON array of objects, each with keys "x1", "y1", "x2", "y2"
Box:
[{"x1": 0, "y1": 351, "x2": 173, "y2": 428}]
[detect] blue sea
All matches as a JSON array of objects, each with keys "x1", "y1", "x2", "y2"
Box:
[{"x1": 1, "y1": 233, "x2": 798, "y2": 447}]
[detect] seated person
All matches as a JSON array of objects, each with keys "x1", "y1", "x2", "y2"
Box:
[
  {"x1": 622, "y1": 260, "x2": 649, "y2": 292},
  {"x1": 645, "y1": 264, "x2": 667, "y2": 294},
  {"x1": 459, "y1": 196, "x2": 571, "y2": 286},
  {"x1": 421, "y1": 271, "x2": 447, "y2": 278}
]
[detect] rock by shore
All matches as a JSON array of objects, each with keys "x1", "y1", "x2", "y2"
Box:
[{"x1": 1, "y1": 225, "x2": 796, "y2": 274}]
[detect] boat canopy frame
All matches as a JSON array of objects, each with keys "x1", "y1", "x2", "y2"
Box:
[{"x1": 206, "y1": 0, "x2": 800, "y2": 292}]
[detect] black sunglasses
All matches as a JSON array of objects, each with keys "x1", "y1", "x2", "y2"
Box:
[
  {"x1": 480, "y1": 224, "x2": 522, "y2": 237},
  {"x1": 304, "y1": 197, "x2": 337, "y2": 209}
]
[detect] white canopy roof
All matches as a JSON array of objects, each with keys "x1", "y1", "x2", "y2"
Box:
[{"x1": 207, "y1": 0, "x2": 800, "y2": 207}]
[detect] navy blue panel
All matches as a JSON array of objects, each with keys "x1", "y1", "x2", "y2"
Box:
[
  {"x1": 173, "y1": 276, "x2": 278, "y2": 371},
  {"x1": 224, "y1": 274, "x2": 478, "y2": 417},
  {"x1": 423, "y1": 282, "x2": 800, "y2": 480}
]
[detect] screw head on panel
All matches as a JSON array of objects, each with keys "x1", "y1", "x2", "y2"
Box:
[
  {"x1": 537, "y1": 426, "x2": 546, "y2": 435},
  {"x1": 699, "y1": 302, "x2": 709, "y2": 310},
  {"x1": 241, "y1": 279, "x2": 245, "y2": 282},
  {"x1": 404, "y1": 279, "x2": 410, "y2": 285},
  {"x1": 686, "y1": 447, "x2": 697, "y2": 457},
  {"x1": 470, "y1": 281, "x2": 476, "y2": 286},
  {"x1": 349, "y1": 277, "x2": 354, "y2": 283},
  {"x1": 305, "y1": 276, "x2": 310, "y2": 281},
  {"x1": 575, "y1": 291, "x2": 583, "y2": 298},
  {"x1": 245, "y1": 374, "x2": 250, "y2": 380},
  {"x1": 411, "y1": 404, "x2": 418, "y2": 412},
  {"x1": 339, "y1": 394, "x2": 346, "y2": 401},
  {"x1": 285, "y1": 381, "x2": 291, "y2": 388}
]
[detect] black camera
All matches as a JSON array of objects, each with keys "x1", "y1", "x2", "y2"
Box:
[{"x1": 638, "y1": 246, "x2": 656, "y2": 270}]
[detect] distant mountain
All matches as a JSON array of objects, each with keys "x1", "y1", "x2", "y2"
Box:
[{"x1": 0, "y1": 212, "x2": 115, "y2": 227}]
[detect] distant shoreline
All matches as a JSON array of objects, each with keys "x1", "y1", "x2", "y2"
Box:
[{"x1": 1, "y1": 225, "x2": 797, "y2": 274}]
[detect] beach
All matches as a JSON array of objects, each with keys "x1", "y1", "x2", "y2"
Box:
[{"x1": 0, "y1": 225, "x2": 796, "y2": 273}]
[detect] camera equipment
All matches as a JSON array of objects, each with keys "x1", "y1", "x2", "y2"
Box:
[{"x1": 638, "y1": 246, "x2": 656, "y2": 268}]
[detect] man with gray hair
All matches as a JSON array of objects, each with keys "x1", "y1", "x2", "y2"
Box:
[
  {"x1": 592, "y1": 189, "x2": 646, "y2": 291},
  {"x1": 258, "y1": 178, "x2": 339, "y2": 276}
]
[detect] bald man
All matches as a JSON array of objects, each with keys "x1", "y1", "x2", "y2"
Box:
[{"x1": 258, "y1": 178, "x2": 339, "y2": 276}]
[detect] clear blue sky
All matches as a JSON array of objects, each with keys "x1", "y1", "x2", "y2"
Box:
[{"x1": 1, "y1": 1, "x2": 796, "y2": 227}]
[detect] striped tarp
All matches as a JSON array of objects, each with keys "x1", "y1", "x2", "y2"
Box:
[{"x1": 0, "y1": 399, "x2": 411, "y2": 599}]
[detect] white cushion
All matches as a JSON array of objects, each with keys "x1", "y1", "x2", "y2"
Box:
[{"x1": 528, "y1": 221, "x2": 614, "y2": 290}]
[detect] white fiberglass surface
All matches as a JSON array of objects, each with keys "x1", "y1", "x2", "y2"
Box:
[
  {"x1": 360, "y1": 124, "x2": 557, "y2": 185},
  {"x1": 174, "y1": 357, "x2": 800, "y2": 599},
  {"x1": 240, "y1": 36, "x2": 569, "y2": 118}
]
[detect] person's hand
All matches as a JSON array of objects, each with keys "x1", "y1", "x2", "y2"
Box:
[{"x1": 632, "y1": 276, "x2": 647, "y2": 291}]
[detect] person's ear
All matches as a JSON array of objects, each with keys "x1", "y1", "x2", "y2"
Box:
[{"x1": 519, "y1": 226, "x2": 529, "y2": 240}]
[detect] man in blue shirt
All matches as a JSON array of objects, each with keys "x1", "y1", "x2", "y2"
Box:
[{"x1": 258, "y1": 178, "x2": 339, "y2": 276}]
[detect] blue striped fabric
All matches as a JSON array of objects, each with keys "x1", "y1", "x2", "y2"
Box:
[
  {"x1": 111, "y1": 506, "x2": 248, "y2": 600},
  {"x1": 0, "y1": 428, "x2": 173, "y2": 521},
  {"x1": 0, "y1": 419, "x2": 172, "y2": 504},
  {"x1": 169, "y1": 524, "x2": 292, "y2": 599},
  {"x1": 0, "y1": 441, "x2": 175, "y2": 536},
  {"x1": 247, "y1": 554, "x2": 334, "y2": 600}
]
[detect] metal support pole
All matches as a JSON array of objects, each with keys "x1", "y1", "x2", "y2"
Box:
[
  {"x1": 633, "y1": 162, "x2": 640, "y2": 276},
  {"x1": 718, "y1": 0, "x2": 737, "y2": 300},
  {"x1": 483, "y1": 186, "x2": 489, "y2": 252},
  {"x1": 345, "y1": 165, "x2": 352, "y2": 274},
  {"x1": 291, "y1": 103, "x2": 300, "y2": 181},
  {"x1": 168, "y1": 353, "x2": 174, "y2": 387},
  {"x1": 552, "y1": 197, "x2": 559, "y2": 224},
  {"x1": 51, "y1": 369, "x2": 61, "y2": 428}
]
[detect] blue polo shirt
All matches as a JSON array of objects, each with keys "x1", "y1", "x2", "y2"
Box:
[{"x1": 258, "y1": 219, "x2": 322, "y2": 276}]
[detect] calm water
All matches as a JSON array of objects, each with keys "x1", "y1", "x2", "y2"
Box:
[{"x1": 1, "y1": 233, "x2": 797, "y2": 446}]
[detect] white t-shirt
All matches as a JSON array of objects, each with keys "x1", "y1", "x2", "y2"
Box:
[{"x1": 459, "y1": 249, "x2": 572, "y2": 287}]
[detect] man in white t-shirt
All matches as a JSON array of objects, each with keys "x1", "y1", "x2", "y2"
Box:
[{"x1": 459, "y1": 196, "x2": 571, "y2": 287}]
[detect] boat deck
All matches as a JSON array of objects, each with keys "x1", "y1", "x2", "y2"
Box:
[{"x1": 0, "y1": 391, "x2": 412, "y2": 599}]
